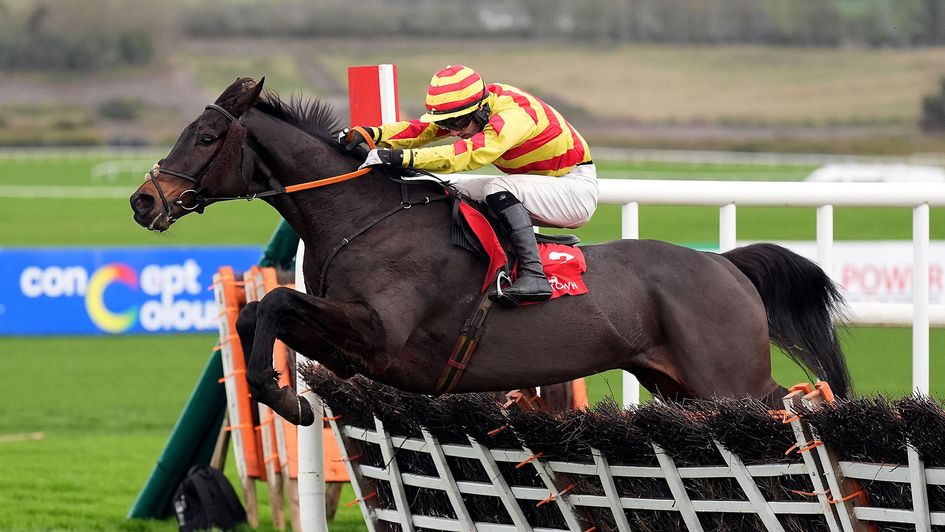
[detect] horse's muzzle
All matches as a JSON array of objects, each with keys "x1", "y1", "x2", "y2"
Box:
[
  {"x1": 130, "y1": 192, "x2": 155, "y2": 224},
  {"x1": 130, "y1": 191, "x2": 172, "y2": 231},
  {"x1": 130, "y1": 191, "x2": 154, "y2": 218}
]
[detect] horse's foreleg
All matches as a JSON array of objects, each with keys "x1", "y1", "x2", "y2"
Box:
[
  {"x1": 236, "y1": 301, "x2": 291, "y2": 419},
  {"x1": 241, "y1": 286, "x2": 385, "y2": 426}
]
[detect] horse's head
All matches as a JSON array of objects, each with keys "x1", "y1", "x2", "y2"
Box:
[{"x1": 130, "y1": 77, "x2": 266, "y2": 231}]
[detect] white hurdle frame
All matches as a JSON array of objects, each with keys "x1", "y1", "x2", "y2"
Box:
[
  {"x1": 324, "y1": 403, "x2": 842, "y2": 532},
  {"x1": 319, "y1": 385, "x2": 945, "y2": 531}
]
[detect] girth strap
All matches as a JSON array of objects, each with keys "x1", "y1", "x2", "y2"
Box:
[{"x1": 433, "y1": 279, "x2": 497, "y2": 395}]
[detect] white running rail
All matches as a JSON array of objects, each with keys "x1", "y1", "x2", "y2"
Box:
[{"x1": 594, "y1": 178, "x2": 945, "y2": 399}]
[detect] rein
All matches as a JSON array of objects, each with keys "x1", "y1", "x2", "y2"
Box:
[{"x1": 147, "y1": 106, "x2": 372, "y2": 227}]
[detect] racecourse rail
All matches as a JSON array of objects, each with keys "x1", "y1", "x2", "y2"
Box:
[{"x1": 604, "y1": 178, "x2": 945, "y2": 398}]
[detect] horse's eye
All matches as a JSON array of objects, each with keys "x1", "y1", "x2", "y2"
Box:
[{"x1": 198, "y1": 134, "x2": 215, "y2": 146}]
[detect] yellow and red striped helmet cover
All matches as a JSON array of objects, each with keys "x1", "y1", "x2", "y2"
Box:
[{"x1": 419, "y1": 65, "x2": 486, "y2": 123}]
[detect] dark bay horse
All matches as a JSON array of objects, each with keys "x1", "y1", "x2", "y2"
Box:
[{"x1": 130, "y1": 78, "x2": 851, "y2": 426}]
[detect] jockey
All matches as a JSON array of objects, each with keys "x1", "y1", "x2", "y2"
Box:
[{"x1": 337, "y1": 64, "x2": 598, "y2": 308}]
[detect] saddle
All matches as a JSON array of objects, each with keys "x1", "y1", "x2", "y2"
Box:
[
  {"x1": 433, "y1": 192, "x2": 589, "y2": 394},
  {"x1": 449, "y1": 195, "x2": 588, "y2": 299}
]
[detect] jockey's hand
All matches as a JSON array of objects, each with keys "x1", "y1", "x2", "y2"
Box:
[
  {"x1": 359, "y1": 148, "x2": 404, "y2": 170},
  {"x1": 333, "y1": 127, "x2": 376, "y2": 152}
]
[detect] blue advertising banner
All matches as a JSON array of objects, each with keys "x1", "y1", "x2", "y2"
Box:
[{"x1": 0, "y1": 246, "x2": 262, "y2": 335}]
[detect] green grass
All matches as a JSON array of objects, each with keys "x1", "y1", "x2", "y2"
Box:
[
  {"x1": 0, "y1": 154, "x2": 166, "y2": 185},
  {"x1": 593, "y1": 160, "x2": 817, "y2": 181},
  {"x1": 0, "y1": 156, "x2": 283, "y2": 246},
  {"x1": 0, "y1": 336, "x2": 365, "y2": 532},
  {"x1": 0, "y1": 196, "x2": 282, "y2": 246},
  {"x1": 1, "y1": 154, "x2": 943, "y2": 530}
]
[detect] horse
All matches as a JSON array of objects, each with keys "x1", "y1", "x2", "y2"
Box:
[{"x1": 130, "y1": 78, "x2": 851, "y2": 426}]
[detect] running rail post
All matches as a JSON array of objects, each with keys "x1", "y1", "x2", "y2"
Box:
[
  {"x1": 621, "y1": 202, "x2": 641, "y2": 406},
  {"x1": 913, "y1": 203, "x2": 930, "y2": 394},
  {"x1": 295, "y1": 240, "x2": 328, "y2": 532},
  {"x1": 816, "y1": 205, "x2": 834, "y2": 276}
]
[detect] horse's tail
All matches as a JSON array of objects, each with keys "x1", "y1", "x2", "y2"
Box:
[{"x1": 722, "y1": 243, "x2": 851, "y2": 398}]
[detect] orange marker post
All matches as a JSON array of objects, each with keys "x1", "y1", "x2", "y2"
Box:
[{"x1": 212, "y1": 266, "x2": 262, "y2": 526}]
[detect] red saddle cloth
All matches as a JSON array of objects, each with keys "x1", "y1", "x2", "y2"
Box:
[
  {"x1": 537, "y1": 243, "x2": 588, "y2": 299},
  {"x1": 457, "y1": 202, "x2": 588, "y2": 300}
]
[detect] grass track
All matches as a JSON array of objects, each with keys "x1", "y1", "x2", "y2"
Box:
[
  {"x1": 0, "y1": 335, "x2": 364, "y2": 531},
  {"x1": 1, "y1": 155, "x2": 943, "y2": 530}
]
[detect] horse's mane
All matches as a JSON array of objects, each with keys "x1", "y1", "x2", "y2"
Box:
[
  {"x1": 253, "y1": 92, "x2": 347, "y2": 155},
  {"x1": 251, "y1": 89, "x2": 445, "y2": 187}
]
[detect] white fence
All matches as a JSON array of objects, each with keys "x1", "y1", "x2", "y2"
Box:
[{"x1": 586, "y1": 178, "x2": 945, "y2": 400}]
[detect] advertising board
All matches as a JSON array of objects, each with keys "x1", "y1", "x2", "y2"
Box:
[{"x1": 1, "y1": 246, "x2": 260, "y2": 335}]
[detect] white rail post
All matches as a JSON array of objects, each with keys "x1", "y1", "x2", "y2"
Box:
[
  {"x1": 913, "y1": 203, "x2": 930, "y2": 394},
  {"x1": 907, "y1": 445, "x2": 931, "y2": 530},
  {"x1": 816, "y1": 205, "x2": 834, "y2": 276},
  {"x1": 719, "y1": 203, "x2": 736, "y2": 252},
  {"x1": 295, "y1": 240, "x2": 329, "y2": 532},
  {"x1": 621, "y1": 202, "x2": 641, "y2": 406}
]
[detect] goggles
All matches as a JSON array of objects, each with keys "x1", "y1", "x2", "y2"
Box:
[{"x1": 434, "y1": 112, "x2": 475, "y2": 131}]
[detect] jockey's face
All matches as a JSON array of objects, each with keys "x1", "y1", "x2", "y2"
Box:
[{"x1": 447, "y1": 119, "x2": 482, "y2": 140}]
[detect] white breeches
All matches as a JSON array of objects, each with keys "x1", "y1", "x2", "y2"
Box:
[{"x1": 449, "y1": 163, "x2": 599, "y2": 229}]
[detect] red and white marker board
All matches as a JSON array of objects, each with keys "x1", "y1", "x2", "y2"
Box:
[{"x1": 347, "y1": 64, "x2": 400, "y2": 125}]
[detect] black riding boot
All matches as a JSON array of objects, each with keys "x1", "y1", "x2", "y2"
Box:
[{"x1": 486, "y1": 192, "x2": 552, "y2": 308}]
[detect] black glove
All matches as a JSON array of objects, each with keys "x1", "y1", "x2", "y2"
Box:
[
  {"x1": 358, "y1": 148, "x2": 405, "y2": 169},
  {"x1": 333, "y1": 127, "x2": 377, "y2": 152}
]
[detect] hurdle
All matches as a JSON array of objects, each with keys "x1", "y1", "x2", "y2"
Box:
[{"x1": 303, "y1": 364, "x2": 945, "y2": 531}]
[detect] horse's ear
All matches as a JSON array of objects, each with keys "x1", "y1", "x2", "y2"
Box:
[{"x1": 231, "y1": 77, "x2": 266, "y2": 117}]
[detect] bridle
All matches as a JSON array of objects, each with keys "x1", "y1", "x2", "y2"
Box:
[{"x1": 145, "y1": 104, "x2": 371, "y2": 230}]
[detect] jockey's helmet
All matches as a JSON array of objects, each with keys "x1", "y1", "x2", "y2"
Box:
[{"x1": 419, "y1": 65, "x2": 487, "y2": 125}]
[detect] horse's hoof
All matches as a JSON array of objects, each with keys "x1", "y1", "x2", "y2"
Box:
[{"x1": 297, "y1": 396, "x2": 316, "y2": 426}]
